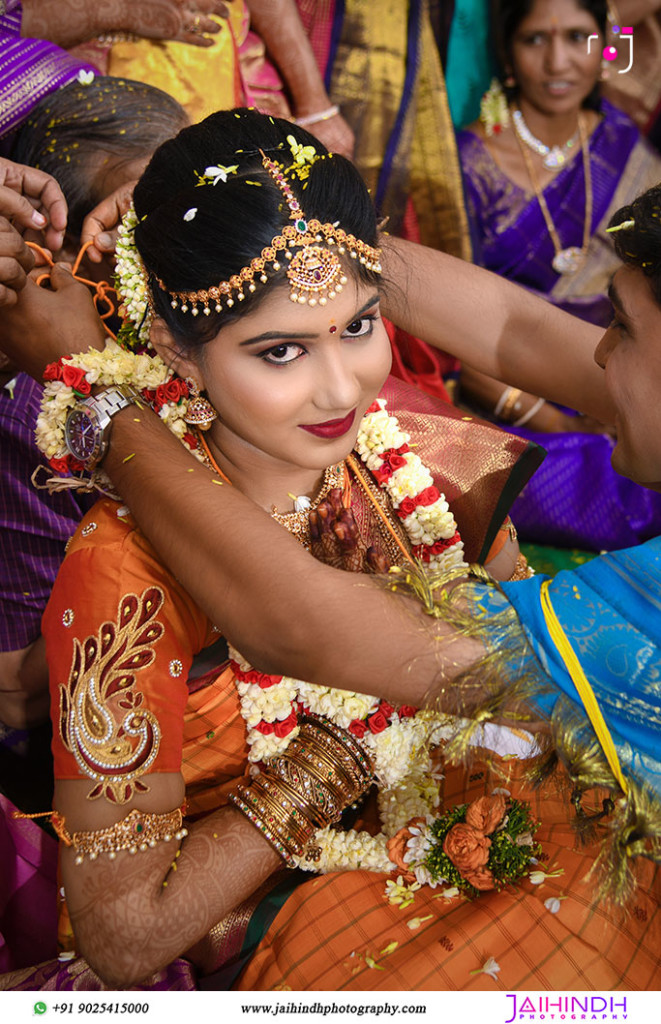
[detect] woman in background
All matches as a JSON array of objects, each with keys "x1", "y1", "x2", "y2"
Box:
[{"x1": 456, "y1": 0, "x2": 661, "y2": 551}]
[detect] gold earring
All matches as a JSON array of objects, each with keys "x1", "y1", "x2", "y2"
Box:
[{"x1": 183, "y1": 378, "x2": 218, "y2": 431}]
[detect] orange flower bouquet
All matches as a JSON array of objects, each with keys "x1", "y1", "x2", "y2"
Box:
[{"x1": 395, "y1": 794, "x2": 541, "y2": 895}]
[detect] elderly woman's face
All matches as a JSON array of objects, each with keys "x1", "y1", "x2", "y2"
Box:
[{"x1": 595, "y1": 266, "x2": 661, "y2": 491}]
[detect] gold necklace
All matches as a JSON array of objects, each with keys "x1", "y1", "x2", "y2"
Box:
[
  {"x1": 195, "y1": 430, "x2": 347, "y2": 550},
  {"x1": 515, "y1": 110, "x2": 592, "y2": 275},
  {"x1": 270, "y1": 462, "x2": 347, "y2": 548}
]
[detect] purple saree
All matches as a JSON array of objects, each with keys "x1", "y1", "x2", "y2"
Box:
[
  {"x1": 0, "y1": 2, "x2": 97, "y2": 146},
  {"x1": 457, "y1": 100, "x2": 661, "y2": 328},
  {"x1": 457, "y1": 101, "x2": 661, "y2": 550}
]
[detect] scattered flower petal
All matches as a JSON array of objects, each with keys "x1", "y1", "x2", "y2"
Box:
[
  {"x1": 407, "y1": 914, "x2": 433, "y2": 930},
  {"x1": 433, "y1": 886, "x2": 460, "y2": 900},
  {"x1": 202, "y1": 164, "x2": 238, "y2": 185},
  {"x1": 470, "y1": 956, "x2": 500, "y2": 980},
  {"x1": 183, "y1": 208, "x2": 197, "y2": 221},
  {"x1": 530, "y1": 866, "x2": 564, "y2": 885},
  {"x1": 77, "y1": 70, "x2": 95, "y2": 85}
]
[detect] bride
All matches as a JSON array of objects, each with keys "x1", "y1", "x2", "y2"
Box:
[{"x1": 20, "y1": 109, "x2": 657, "y2": 992}]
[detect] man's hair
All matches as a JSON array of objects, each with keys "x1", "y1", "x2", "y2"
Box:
[{"x1": 609, "y1": 184, "x2": 661, "y2": 308}]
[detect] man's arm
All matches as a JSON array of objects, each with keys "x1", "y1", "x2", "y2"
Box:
[{"x1": 381, "y1": 236, "x2": 614, "y2": 424}]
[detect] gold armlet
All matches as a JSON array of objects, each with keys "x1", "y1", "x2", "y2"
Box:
[
  {"x1": 56, "y1": 806, "x2": 187, "y2": 864},
  {"x1": 229, "y1": 714, "x2": 375, "y2": 863}
]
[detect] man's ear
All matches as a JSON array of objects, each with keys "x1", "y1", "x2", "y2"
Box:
[{"x1": 149, "y1": 317, "x2": 199, "y2": 382}]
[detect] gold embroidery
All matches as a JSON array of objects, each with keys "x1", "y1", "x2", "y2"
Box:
[{"x1": 59, "y1": 587, "x2": 166, "y2": 803}]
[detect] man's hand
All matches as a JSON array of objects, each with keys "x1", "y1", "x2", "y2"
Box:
[
  {"x1": 0, "y1": 267, "x2": 105, "y2": 380},
  {"x1": 0, "y1": 217, "x2": 35, "y2": 308},
  {"x1": 0, "y1": 158, "x2": 68, "y2": 253},
  {"x1": 81, "y1": 180, "x2": 136, "y2": 263}
]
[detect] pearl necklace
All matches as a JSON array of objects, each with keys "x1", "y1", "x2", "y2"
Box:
[{"x1": 512, "y1": 108, "x2": 579, "y2": 171}]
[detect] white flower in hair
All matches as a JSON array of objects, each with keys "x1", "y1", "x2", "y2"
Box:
[{"x1": 200, "y1": 164, "x2": 238, "y2": 185}]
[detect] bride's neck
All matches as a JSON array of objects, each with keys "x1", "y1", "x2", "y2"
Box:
[{"x1": 202, "y1": 427, "x2": 328, "y2": 513}]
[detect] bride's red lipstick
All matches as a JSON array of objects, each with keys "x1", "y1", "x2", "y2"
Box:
[{"x1": 299, "y1": 410, "x2": 356, "y2": 439}]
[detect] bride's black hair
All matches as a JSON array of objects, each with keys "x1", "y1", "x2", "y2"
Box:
[{"x1": 133, "y1": 108, "x2": 379, "y2": 349}]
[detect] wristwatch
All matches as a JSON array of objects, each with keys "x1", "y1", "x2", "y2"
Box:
[{"x1": 64, "y1": 385, "x2": 140, "y2": 470}]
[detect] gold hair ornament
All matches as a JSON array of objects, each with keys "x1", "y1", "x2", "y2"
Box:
[{"x1": 159, "y1": 153, "x2": 381, "y2": 316}]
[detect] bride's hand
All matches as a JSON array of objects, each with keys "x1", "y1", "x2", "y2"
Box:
[{"x1": 309, "y1": 490, "x2": 388, "y2": 573}]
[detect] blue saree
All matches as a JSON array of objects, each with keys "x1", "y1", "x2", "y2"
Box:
[
  {"x1": 502, "y1": 537, "x2": 661, "y2": 802},
  {"x1": 450, "y1": 538, "x2": 661, "y2": 901}
]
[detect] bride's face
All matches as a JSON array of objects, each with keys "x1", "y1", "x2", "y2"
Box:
[{"x1": 170, "y1": 277, "x2": 391, "y2": 477}]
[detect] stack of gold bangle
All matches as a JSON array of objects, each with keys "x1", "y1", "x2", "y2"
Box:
[{"x1": 229, "y1": 714, "x2": 375, "y2": 864}]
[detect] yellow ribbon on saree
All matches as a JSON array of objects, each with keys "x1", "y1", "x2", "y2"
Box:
[{"x1": 540, "y1": 578, "x2": 628, "y2": 795}]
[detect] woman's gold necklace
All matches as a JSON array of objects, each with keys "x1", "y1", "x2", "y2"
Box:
[
  {"x1": 195, "y1": 429, "x2": 346, "y2": 549},
  {"x1": 514, "y1": 110, "x2": 593, "y2": 275}
]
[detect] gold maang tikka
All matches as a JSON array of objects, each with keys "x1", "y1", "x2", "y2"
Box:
[{"x1": 159, "y1": 153, "x2": 382, "y2": 316}]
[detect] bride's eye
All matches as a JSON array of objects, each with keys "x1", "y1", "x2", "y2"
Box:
[
  {"x1": 343, "y1": 315, "x2": 377, "y2": 338},
  {"x1": 261, "y1": 343, "x2": 306, "y2": 365}
]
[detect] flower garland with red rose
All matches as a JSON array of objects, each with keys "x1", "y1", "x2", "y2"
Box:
[
  {"x1": 355, "y1": 399, "x2": 466, "y2": 572},
  {"x1": 228, "y1": 399, "x2": 472, "y2": 873},
  {"x1": 34, "y1": 342, "x2": 204, "y2": 488}
]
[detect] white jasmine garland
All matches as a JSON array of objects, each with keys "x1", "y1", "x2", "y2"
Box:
[{"x1": 115, "y1": 204, "x2": 153, "y2": 345}]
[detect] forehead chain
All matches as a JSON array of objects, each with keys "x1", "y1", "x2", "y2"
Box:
[{"x1": 159, "y1": 153, "x2": 382, "y2": 316}]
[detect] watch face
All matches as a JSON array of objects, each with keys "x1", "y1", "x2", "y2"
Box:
[{"x1": 65, "y1": 407, "x2": 102, "y2": 464}]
